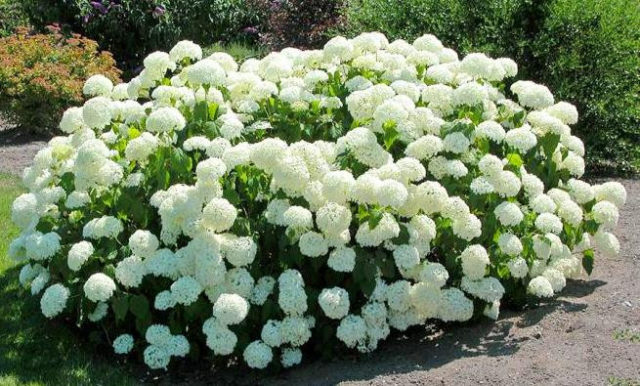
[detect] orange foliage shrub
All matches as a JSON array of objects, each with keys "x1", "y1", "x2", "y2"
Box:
[{"x1": 0, "y1": 25, "x2": 121, "y2": 133}]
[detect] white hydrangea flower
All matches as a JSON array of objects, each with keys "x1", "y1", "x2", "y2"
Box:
[
  {"x1": 67, "y1": 241, "x2": 94, "y2": 271},
  {"x1": 460, "y1": 276, "x2": 505, "y2": 302},
  {"x1": 212, "y1": 293, "x2": 249, "y2": 325},
  {"x1": 83, "y1": 273, "x2": 116, "y2": 302},
  {"x1": 438, "y1": 288, "x2": 473, "y2": 322},
  {"x1": 243, "y1": 340, "x2": 273, "y2": 369},
  {"x1": 203, "y1": 317, "x2": 237, "y2": 355},
  {"x1": 201, "y1": 198, "x2": 237, "y2": 232},
  {"x1": 507, "y1": 257, "x2": 529, "y2": 278},
  {"x1": 327, "y1": 246, "x2": 356, "y2": 272},
  {"x1": 146, "y1": 107, "x2": 186, "y2": 132},
  {"x1": 115, "y1": 255, "x2": 147, "y2": 288},
  {"x1": 113, "y1": 334, "x2": 135, "y2": 354},
  {"x1": 82, "y1": 96, "x2": 113, "y2": 129},
  {"x1": 511, "y1": 80, "x2": 554, "y2": 109},
  {"x1": 83, "y1": 216, "x2": 123, "y2": 239},
  {"x1": 494, "y1": 202, "x2": 524, "y2": 227},
  {"x1": 281, "y1": 347, "x2": 303, "y2": 368},
  {"x1": 527, "y1": 276, "x2": 554, "y2": 298},
  {"x1": 129, "y1": 230, "x2": 160, "y2": 259},
  {"x1": 336, "y1": 314, "x2": 367, "y2": 348},
  {"x1": 171, "y1": 276, "x2": 202, "y2": 305},
  {"x1": 299, "y1": 231, "x2": 329, "y2": 257},
  {"x1": 460, "y1": 244, "x2": 490, "y2": 280},
  {"x1": 83, "y1": 74, "x2": 113, "y2": 97},
  {"x1": 498, "y1": 233, "x2": 523, "y2": 257},
  {"x1": 318, "y1": 287, "x2": 350, "y2": 319},
  {"x1": 40, "y1": 283, "x2": 70, "y2": 318},
  {"x1": 592, "y1": 201, "x2": 619, "y2": 229},
  {"x1": 169, "y1": 40, "x2": 203, "y2": 63},
  {"x1": 594, "y1": 182, "x2": 627, "y2": 208}
]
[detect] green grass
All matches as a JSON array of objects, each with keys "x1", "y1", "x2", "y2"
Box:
[
  {"x1": 0, "y1": 173, "x2": 138, "y2": 386},
  {"x1": 202, "y1": 41, "x2": 265, "y2": 62},
  {"x1": 609, "y1": 376, "x2": 640, "y2": 386},
  {"x1": 613, "y1": 328, "x2": 640, "y2": 343}
]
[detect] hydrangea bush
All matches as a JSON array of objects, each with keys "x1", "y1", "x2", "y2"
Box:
[{"x1": 9, "y1": 32, "x2": 626, "y2": 371}]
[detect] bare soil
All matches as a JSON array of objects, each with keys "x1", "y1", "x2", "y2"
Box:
[{"x1": 2, "y1": 133, "x2": 638, "y2": 386}]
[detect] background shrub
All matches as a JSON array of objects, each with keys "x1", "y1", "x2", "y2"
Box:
[
  {"x1": 21, "y1": 0, "x2": 259, "y2": 71},
  {"x1": 0, "y1": 0, "x2": 29, "y2": 36},
  {"x1": 250, "y1": 0, "x2": 345, "y2": 49},
  {"x1": 0, "y1": 26, "x2": 121, "y2": 134},
  {"x1": 529, "y1": 0, "x2": 640, "y2": 174},
  {"x1": 343, "y1": 0, "x2": 640, "y2": 174}
]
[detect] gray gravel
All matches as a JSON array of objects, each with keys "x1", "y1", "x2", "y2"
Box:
[{"x1": 0, "y1": 119, "x2": 48, "y2": 176}]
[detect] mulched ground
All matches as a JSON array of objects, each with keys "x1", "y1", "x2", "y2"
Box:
[{"x1": 2, "y1": 128, "x2": 638, "y2": 385}]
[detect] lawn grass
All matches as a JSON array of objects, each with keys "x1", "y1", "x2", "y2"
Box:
[
  {"x1": 202, "y1": 41, "x2": 265, "y2": 62},
  {"x1": 0, "y1": 173, "x2": 139, "y2": 386}
]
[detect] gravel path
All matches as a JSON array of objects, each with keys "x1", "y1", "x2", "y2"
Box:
[
  {"x1": 0, "y1": 121, "x2": 48, "y2": 176},
  {"x1": 1, "y1": 135, "x2": 638, "y2": 385}
]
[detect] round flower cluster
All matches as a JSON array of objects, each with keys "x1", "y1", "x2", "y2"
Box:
[{"x1": 11, "y1": 32, "x2": 625, "y2": 371}]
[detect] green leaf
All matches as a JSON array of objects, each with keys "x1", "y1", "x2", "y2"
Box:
[
  {"x1": 193, "y1": 100, "x2": 209, "y2": 122},
  {"x1": 112, "y1": 295, "x2": 129, "y2": 322},
  {"x1": 170, "y1": 148, "x2": 193, "y2": 178},
  {"x1": 507, "y1": 153, "x2": 523, "y2": 168},
  {"x1": 512, "y1": 110, "x2": 526, "y2": 127},
  {"x1": 540, "y1": 132, "x2": 561, "y2": 159},
  {"x1": 184, "y1": 297, "x2": 209, "y2": 323},
  {"x1": 116, "y1": 190, "x2": 148, "y2": 226},
  {"x1": 367, "y1": 208, "x2": 384, "y2": 229},
  {"x1": 354, "y1": 251, "x2": 378, "y2": 297},
  {"x1": 59, "y1": 172, "x2": 75, "y2": 194},
  {"x1": 208, "y1": 102, "x2": 219, "y2": 119},
  {"x1": 129, "y1": 294, "x2": 150, "y2": 320},
  {"x1": 374, "y1": 250, "x2": 396, "y2": 279},
  {"x1": 128, "y1": 127, "x2": 141, "y2": 139},
  {"x1": 390, "y1": 224, "x2": 410, "y2": 245},
  {"x1": 582, "y1": 249, "x2": 595, "y2": 275},
  {"x1": 382, "y1": 121, "x2": 399, "y2": 150}
]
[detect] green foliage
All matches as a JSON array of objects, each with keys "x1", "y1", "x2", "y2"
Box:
[
  {"x1": 0, "y1": 0, "x2": 29, "y2": 36},
  {"x1": 608, "y1": 376, "x2": 640, "y2": 386},
  {"x1": 612, "y1": 328, "x2": 640, "y2": 343},
  {"x1": 250, "y1": 0, "x2": 345, "y2": 49},
  {"x1": 530, "y1": 0, "x2": 640, "y2": 174},
  {"x1": 21, "y1": 0, "x2": 259, "y2": 70},
  {"x1": 342, "y1": 0, "x2": 640, "y2": 174}
]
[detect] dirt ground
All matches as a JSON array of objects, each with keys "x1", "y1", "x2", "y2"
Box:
[{"x1": 2, "y1": 132, "x2": 638, "y2": 386}]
